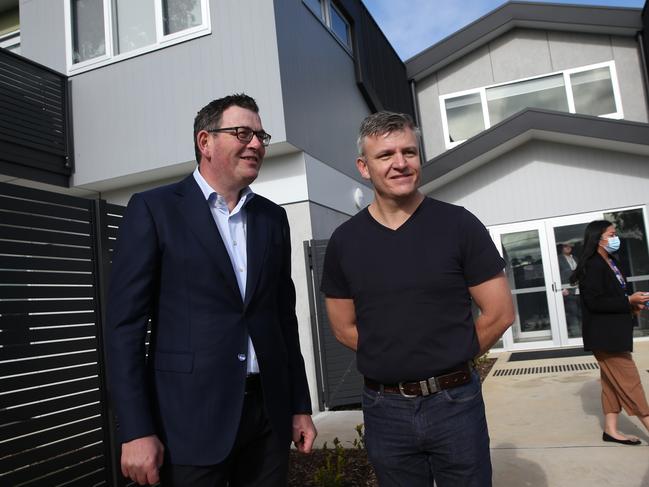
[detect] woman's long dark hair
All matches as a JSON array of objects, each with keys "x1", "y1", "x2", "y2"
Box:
[{"x1": 569, "y1": 220, "x2": 613, "y2": 285}]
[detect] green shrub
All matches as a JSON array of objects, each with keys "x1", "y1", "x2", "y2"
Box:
[
  {"x1": 474, "y1": 352, "x2": 489, "y2": 366},
  {"x1": 351, "y1": 423, "x2": 365, "y2": 450},
  {"x1": 313, "y1": 437, "x2": 345, "y2": 487}
]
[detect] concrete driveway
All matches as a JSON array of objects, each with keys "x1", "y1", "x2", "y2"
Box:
[{"x1": 312, "y1": 340, "x2": 649, "y2": 486}]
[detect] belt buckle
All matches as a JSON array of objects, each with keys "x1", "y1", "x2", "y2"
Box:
[
  {"x1": 426, "y1": 377, "x2": 439, "y2": 394},
  {"x1": 397, "y1": 382, "x2": 419, "y2": 398}
]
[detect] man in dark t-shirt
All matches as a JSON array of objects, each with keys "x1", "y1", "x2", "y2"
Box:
[{"x1": 321, "y1": 111, "x2": 514, "y2": 487}]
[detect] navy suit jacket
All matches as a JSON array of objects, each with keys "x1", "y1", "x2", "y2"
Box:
[{"x1": 106, "y1": 174, "x2": 312, "y2": 465}]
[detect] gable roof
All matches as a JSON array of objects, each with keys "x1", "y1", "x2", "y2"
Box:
[
  {"x1": 419, "y1": 108, "x2": 649, "y2": 193},
  {"x1": 406, "y1": 1, "x2": 643, "y2": 81}
]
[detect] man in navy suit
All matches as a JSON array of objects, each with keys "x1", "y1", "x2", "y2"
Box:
[{"x1": 106, "y1": 94, "x2": 316, "y2": 486}]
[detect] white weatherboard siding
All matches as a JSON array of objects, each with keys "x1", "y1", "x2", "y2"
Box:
[
  {"x1": 428, "y1": 140, "x2": 649, "y2": 226},
  {"x1": 610, "y1": 36, "x2": 649, "y2": 124},
  {"x1": 62, "y1": 0, "x2": 286, "y2": 189},
  {"x1": 19, "y1": 0, "x2": 67, "y2": 73},
  {"x1": 416, "y1": 30, "x2": 649, "y2": 160}
]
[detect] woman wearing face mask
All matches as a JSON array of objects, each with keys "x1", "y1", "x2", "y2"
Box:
[{"x1": 570, "y1": 220, "x2": 649, "y2": 445}]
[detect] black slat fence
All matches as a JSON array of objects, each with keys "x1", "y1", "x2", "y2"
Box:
[
  {"x1": 0, "y1": 47, "x2": 73, "y2": 187},
  {"x1": 0, "y1": 182, "x2": 124, "y2": 486}
]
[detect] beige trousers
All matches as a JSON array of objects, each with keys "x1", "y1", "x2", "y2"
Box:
[{"x1": 593, "y1": 351, "x2": 649, "y2": 417}]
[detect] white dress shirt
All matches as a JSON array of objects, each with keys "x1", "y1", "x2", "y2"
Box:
[
  {"x1": 565, "y1": 254, "x2": 577, "y2": 271},
  {"x1": 193, "y1": 167, "x2": 259, "y2": 374}
]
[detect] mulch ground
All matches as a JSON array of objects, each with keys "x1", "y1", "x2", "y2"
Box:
[{"x1": 288, "y1": 358, "x2": 497, "y2": 486}]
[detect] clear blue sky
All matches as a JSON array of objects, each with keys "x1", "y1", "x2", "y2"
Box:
[{"x1": 362, "y1": 0, "x2": 646, "y2": 60}]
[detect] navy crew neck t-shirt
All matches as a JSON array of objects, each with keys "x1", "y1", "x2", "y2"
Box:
[{"x1": 321, "y1": 197, "x2": 505, "y2": 383}]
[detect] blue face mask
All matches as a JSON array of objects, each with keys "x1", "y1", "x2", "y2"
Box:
[{"x1": 604, "y1": 235, "x2": 620, "y2": 253}]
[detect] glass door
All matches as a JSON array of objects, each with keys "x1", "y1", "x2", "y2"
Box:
[
  {"x1": 491, "y1": 222, "x2": 559, "y2": 350},
  {"x1": 490, "y1": 206, "x2": 649, "y2": 351},
  {"x1": 604, "y1": 208, "x2": 649, "y2": 339},
  {"x1": 544, "y1": 213, "x2": 599, "y2": 346}
]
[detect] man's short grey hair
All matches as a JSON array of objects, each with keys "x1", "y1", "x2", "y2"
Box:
[{"x1": 356, "y1": 111, "x2": 421, "y2": 157}]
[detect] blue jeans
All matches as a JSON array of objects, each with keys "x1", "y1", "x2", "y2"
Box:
[{"x1": 362, "y1": 370, "x2": 492, "y2": 487}]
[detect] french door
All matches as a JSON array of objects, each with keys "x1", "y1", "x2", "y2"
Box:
[{"x1": 490, "y1": 207, "x2": 649, "y2": 351}]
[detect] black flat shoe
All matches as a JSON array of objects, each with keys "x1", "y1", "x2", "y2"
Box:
[{"x1": 602, "y1": 432, "x2": 641, "y2": 445}]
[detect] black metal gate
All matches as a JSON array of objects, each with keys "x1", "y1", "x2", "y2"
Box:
[
  {"x1": 304, "y1": 239, "x2": 363, "y2": 410},
  {"x1": 0, "y1": 182, "x2": 125, "y2": 486}
]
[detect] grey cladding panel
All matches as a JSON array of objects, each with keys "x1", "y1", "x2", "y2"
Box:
[
  {"x1": 642, "y1": 3, "x2": 649, "y2": 71},
  {"x1": 341, "y1": 0, "x2": 413, "y2": 115},
  {"x1": 306, "y1": 239, "x2": 363, "y2": 408}
]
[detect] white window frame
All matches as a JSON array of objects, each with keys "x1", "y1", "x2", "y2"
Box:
[
  {"x1": 439, "y1": 61, "x2": 623, "y2": 150},
  {"x1": 64, "y1": 0, "x2": 211, "y2": 75},
  {"x1": 439, "y1": 87, "x2": 487, "y2": 150},
  {"x1": 0, "y1": 30, "x2": 21, "y2": 53},
  {"x1": 303, "y1": 0, "x2": 352, "y2": 53},
  {"x1": 328, "y1": 2, "x2": 351, "y2": 49}
]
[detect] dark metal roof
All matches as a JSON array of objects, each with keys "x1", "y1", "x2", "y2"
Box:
[
  {"x1": 406, "y1": 2, "x2": 643, "y2": 81},
  {"x1": 419, "y1": 108, "x2": 649, "y2": 191}
]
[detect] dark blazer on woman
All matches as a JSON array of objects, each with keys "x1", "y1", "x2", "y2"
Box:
[{"x1": 579, "y1": 254, "x2": 635, "y2": 352}]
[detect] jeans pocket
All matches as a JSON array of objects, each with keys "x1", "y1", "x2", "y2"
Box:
[
  {"x1": 361, "y1": 386, "x2": 383, "y2": 409},
  {"x1": 442, "y1": 371, "x2": 481, "y2": 403}
]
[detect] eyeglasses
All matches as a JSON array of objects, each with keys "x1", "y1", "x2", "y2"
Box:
[{"x1": 208, "y1": 126, "x2": 271, "y2": 147}]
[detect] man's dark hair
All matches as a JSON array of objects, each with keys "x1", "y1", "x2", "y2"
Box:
[
  {"x1": 193, "y1": 93, "x2": 259, "y2": 163},
  {"x1": 357, "y1": 111, "x2": 421, "y2": 157}
]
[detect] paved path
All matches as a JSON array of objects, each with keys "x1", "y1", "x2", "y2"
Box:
[{"x1": 312, "y1": 341, "x2": 649, "y2": 486}]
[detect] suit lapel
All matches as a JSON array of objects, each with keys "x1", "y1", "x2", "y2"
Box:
[
  {"x1": 175, "y1": 175, "x2": 241, "y2": 302},
  {"x1": 244, "y1": 198, "x2": 269, "y2": 307}
]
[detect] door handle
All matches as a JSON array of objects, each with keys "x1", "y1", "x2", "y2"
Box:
[{"x1": 551, "y1": 283, "x2": 557, "y2": 292}]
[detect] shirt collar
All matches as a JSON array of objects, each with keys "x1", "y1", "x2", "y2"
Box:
[{"x1": 192, "y1": 167, "x2": 255, "y2": 210}]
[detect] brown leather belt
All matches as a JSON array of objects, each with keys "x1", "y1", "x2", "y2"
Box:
[{"x1": 364, "y1": 363, "x2": 473, "y2": 398}]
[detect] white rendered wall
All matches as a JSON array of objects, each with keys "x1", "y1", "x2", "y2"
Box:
[
  {"x1": 282, "y1": 201, "x2": 320, "y2": 412},
  {"x1": 304, "y1": 154, "x2": 373, "y2": 218}
]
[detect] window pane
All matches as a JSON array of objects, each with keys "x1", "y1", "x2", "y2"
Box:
[
  {"x1": 600, "y1": 210, "x2": 649, "y2": 339},
  {"x1": 445, "y1": 93, "x2": 485, "y2": 143},
  {"x1": 570, "y1": 67, "x2": 616, "y2": 116},
  {"x1": 72, "y1": 0, "x2": 106, "y2": 63},
  {"x1": 487, "y1": 74, "x2": 568, "y2": 124},
  {"x1": 502, "y1": 230, "x2": 545, "y2": 289},
  {"x1": 304, "y1": 0, "x2": 323, "y2": 20},
  {"x1": 501, "y1": 230, "x2": 552, "y2": 344},
  {"x1": 113, "y1": 0, "x2": 156, "y2": 54},
  {"x1": 554, "y1": 223, "x2": 587, "y2": 339},
  {"x1": 163, "y1": 0, "x2": 202, "y2": 35},
  {"x1": 330, "y1": 5, "x2": 351, "y2": 47},
  {"x1": 604, "y1": 208, "x2": 649, "y2": 277}
]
